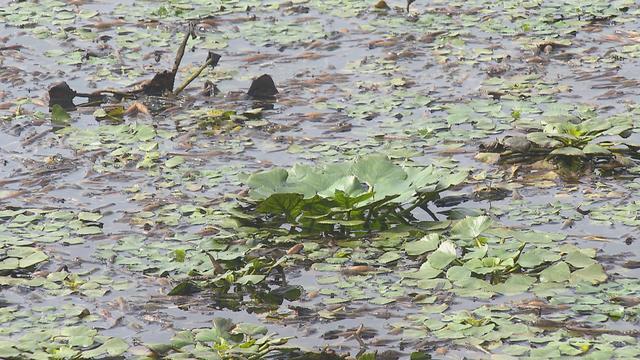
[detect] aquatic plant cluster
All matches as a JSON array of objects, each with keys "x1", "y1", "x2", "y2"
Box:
[{"x1": 1, "y1": 0, "x2": 640, "y2": 359}]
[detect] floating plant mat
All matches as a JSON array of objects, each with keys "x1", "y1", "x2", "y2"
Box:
[{"x1": 3, "y1": 0, "x2": 640, "y2": 358}]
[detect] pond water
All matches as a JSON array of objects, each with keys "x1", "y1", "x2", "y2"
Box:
[{"x1": 2, "y1": 1, "x2": 640, "y2": 359}]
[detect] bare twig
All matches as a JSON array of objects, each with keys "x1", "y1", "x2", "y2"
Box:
[
  {"x1": 204, "y1": 251, "x2": 224, "y2": 274},
  {"x1": 173, "y1": 52, "x2": 221, "y2": 95},
  {"x1": 172, "y1": 22, "x2": 196, "y2": 78},
  {"x1": 423, "y1": 205, "x2": 439, "y2": 221}
]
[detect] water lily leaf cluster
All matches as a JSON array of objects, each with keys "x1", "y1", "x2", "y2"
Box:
[
  {"x1": 145, "y1": 317, "x2": 295, "y2": 360},
  {"x1": 194, "y1": 108, "x2": 265, "y2": 135},
  {"x1": 62, "y1": 123, "x2": 168, "y2": 171},
  {"x1": 321, "y1": 85, "x2": 433, "y2": 122},
  {"x1": 238, "y1": 19, "x2": 326, "y2": 46},
  {"x1": 405, "y1": 303, "x2": 638, "y2": 358},
  {"x1": 1, "y1": 269, "x2": 129, "y2": 298},
  {"x1": 235, "y1": 155, "x2": 467, "y2": 236},
  {"x1": 167, "y1": 251, "x2": 303, "y2": 311},
  {"x1": 0, "y1": 303, "x2": 128, "y2": 360},
  {"x1": 0, "y1": 208, "x2": 104, "y2": 277},
  {"x1": 400, "y1": 277, "x2": 640, "y2": 358},
  {"x1": 425, "y1": 216, "x2": 608, "y2": 297},
  {"x1": 0, "y1": 246, "x2": 48, "y2": 277}
]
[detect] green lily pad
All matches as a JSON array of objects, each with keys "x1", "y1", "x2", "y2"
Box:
[
  {"x1": 549, "y1": 147, "x2": 585, "y2": 157},
  {"x1": 18, "y1": 250, "x2": 48, "y2": 268},
  {"x1": 404, "y1": 233, "x2": 440, "y2": 256},
  {"x1": 539, "y1": 261, "x2": 571, "y2": 283},
  {"x1": 451, "y1": 216, "x2": 493, "y2": 239},
  {"x1": 570, "y1": 264, "x2": 607, "y2": 284}
]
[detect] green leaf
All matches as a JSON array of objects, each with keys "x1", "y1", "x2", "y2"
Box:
[
  {"x1": 174, "y1": 249, "x2": 186, "y2": 263},
  {"x1": 404, "y1": 263, "x2": 442, "y2": 279},
  {"x1": 350, "y1": 155, "x2": 406, "y2": 199},
  {"x1": 404, "y1": 233, "x2": 440, "y2": 256},
  {"x1": 427, "y1": 241, "x2": 457, "y2": 269},
  {"x1": 316, "y1": 219, "x2": 366, "y2": 226},
  {"x1": 378, "y1": 251, "x2": 401, "y2": 264},
  {"x1": 77, "y1": 226, "x2": 103, "y2": 235},
  {"x1": 78, "y1": 212, "x2": 102, "y2": 222},
  {"x1": 494, "y1": 274, "x2": 536, "y2": 295},
  {"x1": 287, "y1": 163, "x2": 349, "y2": 197},
  {"x1": 52, "y1": 347, "x2": 79, "y2": 358},
  {"x1": 539, "y1": 261, "x2": 570, "y2": 283},
  {"x1": 451, "y1": 216, "x2": 493, "y2": 239},
  {"x1": 582, "y1": 143, "x2": 610, "y2": 155},
  {"x1": 332, "y1": 187, "x2": 373, "y2": 209},
  {"x1": 82, "y1": 338, "x2": 128, "y2": 358},
  {"x1": 565, "y1": 250, "x2": 596, "y2": 268},
  {"x1": 526, "y1": 132, "x2": 562, "y2": 148},
  {"x1": 194, "y1": 328, "x2": 223, "y2": 342},
  {"x1": 144, "y1": 343, "x2": 173, "y2": 355},
  {"x1": 168, "y1": 281, "x2": 201, "y2": 296},
  {"x1": 103, "y1": 338, "x2": 128, "y2": 356},
  {"x1": 0, "y1": 258, "x2": 19, "y2": 271},
  {"x1": 165, "y1": 156, "x2": 185, "y2": 168},
  {"x1": 62, "y1": 326, "x2": 96, "y2": 337},
  {"x1": 357, "y1": 353, "x2": 377, "y2": 360},
  {"x1": 410, "y1": 352, "x2": 430, "y2": 360},
  {"x1": 549, "y1": 147, "x2": 584, "y2": 157},
  {"x1": 270, "y1": 285, "x2": 303, "y2": 301},
  {"x1": 51, "y1": 104, "x2": 71, "y2": 127},
  {"x1": 570, "y1": 263, "x2": 607, "y2": 284},
  {"x1": 171, "y1": 331, "x2": 194, "y2": 348},
  {"x1": 236, "y1": 274, "x2": 266, "y2": 285},
  {"x1": 502, "y1": 345, "x2": 531, "y2": 356},
  {"x1": 232, "y1": 323, "x2": 268, "y2": 336},
  {"x1": 518, "y1": 248, "x2": 560, "y2": 268},
  {"x1": 18, "y1": 250, "x2": 48, "y2": 268},
  {"x1": 0, "y1": 345, "x2": 20, "y2": 358},
  {"x1": 446, "y1": 266, "x2": 471, "y2": 283},
  {"x1": 257, "y1": 193, "x2": 304, "y2": 221},
  {"x1": 243, "y1": 168, "x2": 289, "y2": 199},
  {"x1": 437, "y1": 170, "x2": 468, "y2": 189},
  {"x1": 318, "y1": 175, "x2": 368, "y2": 199},
  {"x1": 135, "y1": 125, "x2": 156, "y2": 141}
]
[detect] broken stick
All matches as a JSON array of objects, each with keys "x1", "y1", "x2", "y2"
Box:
[{"x1": 173, "y1": 52, "x2": 221, "y2": 96}]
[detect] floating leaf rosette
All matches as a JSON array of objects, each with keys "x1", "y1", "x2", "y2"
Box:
[
  {"x1": 479, "y1": 116, "x2": 637, "y2": 174},
  {"x1": 235, "y1": 155, "x2": 467, "y2": 236}
]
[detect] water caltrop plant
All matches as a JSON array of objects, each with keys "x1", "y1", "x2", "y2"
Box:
[
  {"x1": 528, "y1": 117, "x2": 632, "y2": 157},
  {"x1": 480, "y1": 116, "x2": 636, "y2": 172},
  {"x1": 236, "y1": 155, "x2": 467, "y2": 236},
  {"x1": 482, "y1": 117, "x2": 632, "y2": 159}
]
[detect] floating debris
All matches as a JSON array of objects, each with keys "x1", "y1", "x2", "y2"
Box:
[{"x1": 247, "y1": 74, "x2": 279, "y2": 99}]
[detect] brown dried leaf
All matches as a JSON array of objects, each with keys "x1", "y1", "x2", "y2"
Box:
[
  {"x1": 124, "y1": 101, "x2": 150, "y2": 117},
  {"x1": 611, "y1": 296, "x2": 640, "y2": 307},
  {"x1": 287, "y1": 243, "x2": 304, "y2": 255},
  {"x1": 341, "y1": 265, "x2": 374, "y2": 275}
]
